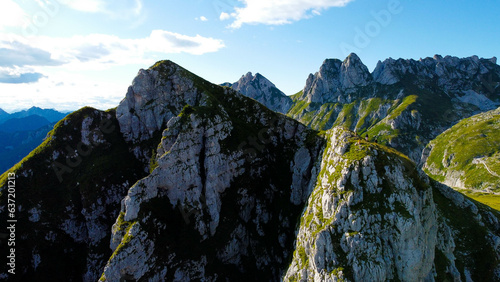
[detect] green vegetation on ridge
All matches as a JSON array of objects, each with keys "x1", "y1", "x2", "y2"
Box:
[{"x1": 424, "y1": 107, "x2": 500, "y2": 198}]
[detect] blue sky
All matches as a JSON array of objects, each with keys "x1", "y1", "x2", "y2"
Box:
[{"x1": 0, "y1": 0, "x2": 499, "y2": 112}]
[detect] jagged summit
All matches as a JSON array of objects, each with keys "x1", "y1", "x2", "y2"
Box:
[
  {"x1": 225, "y1": 71, "x2": 293, "y2": 113},
  {"x1": 301, "y1": 53, "x2": 372, "y2": 104},
  {"x1": 372, "y1": 54, "x2": 499, "y2": 88},
  {"x1": 301, "y1": 53, "x2": 499, "y2": 104},
  {"x1": 342, "y1": 52, "x2": 363, "y2": 66},
  {"x1": 117, "y1": 59, "x2": 218, "y2": 144}
]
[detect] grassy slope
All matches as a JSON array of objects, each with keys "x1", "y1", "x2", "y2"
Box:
[{"x1": 424, "y1": 107, "x2": 500, "y2": 209}]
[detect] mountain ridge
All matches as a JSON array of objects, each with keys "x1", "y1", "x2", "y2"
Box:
[
  {"x1": 0, "y1": 57, "x2": 499, "y2": 281},
  {"x1": 287, "y1": 53, "x2": 500, "y2": 163}
]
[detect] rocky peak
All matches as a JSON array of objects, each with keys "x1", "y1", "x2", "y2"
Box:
[
  {"x1": 341, "y1": 52, "x2": 372, "y2": 88},
  {"x1": 285, "y1": 127, "x2": 438, "y2": 281},
  {"x1": 227, "y1": 71, "x2": 293, "y2": 113},
  {"x1": 116, "y1": 60, "x2": 206, "y2": 144},
  {"x1": 301, "y1": 53, "x2": 372, "y2": 104},
  {"x1": 372, "y1": 58, "x2": 400, "y2": 85}
]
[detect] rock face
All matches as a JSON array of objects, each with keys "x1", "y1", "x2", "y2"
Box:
[
  {"x1": 373, "y1": 55, "x2": 499, "y2": 96},
  {"x1": 285, "y1": 127, "x2": 500, "y2": 281},
  {"x1": 422, "y1": 106, "x2": 500, "y2": 193},
  {"x1": 116, "y1": 62, "x2": 203, "y2": 143},
  {"x1": 285, "y1": 127, "x2": 437, "y2": 281},
  {"x1": 288, "y1": 53, "x2": 500, "y2": 163},
  {"x1": 301, "y1": 53, "x2": 372, "y2": 104},
  {"x1": 225, "y1": 72, "x2": 293, "y2": 114},
  {"x1": 432, "y1": 181, "x2": 500, "y2": 282}
]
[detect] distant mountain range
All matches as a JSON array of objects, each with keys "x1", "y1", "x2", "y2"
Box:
[
  {"x1": 0, "y1": 115, "x2": 51, "y2": 133},
  {"x1": 0, "y1": 107, "x2": 69, "y2": 173},
  {"x1": 0, "y1": 106, "x2": 69, "y2": 124}
]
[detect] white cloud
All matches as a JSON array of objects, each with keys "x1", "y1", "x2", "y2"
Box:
[
  {"x1": 0, "y1": 73, "x2": 126, "y2": 111},
  {"x1": 0, "y1": 66, "x2": 45, "y2": 84},
  {"x1": 0, "y1": 31, "x2": 225, "y2": 110},
  {"x1": 147, "y1": 30, "x2": 223, "y2": 55},
  {"x1": 58, "y1": 0, "x2": 143, "y2": 18},
  {"x1": 220, "y1": 12, "x2": 231, "y2": 21},
  {"x1": 226, "y1": 0, "x2": 355, "y2": 28},
  {"x1": 0, "y1": 30, "x2": 224, "y2": 70},
  {"x1": 0, "y1": 0, "x2": 30, "y2": 30},
  {"x1": 196, "y1": 16, "x2": 208, "y2": 22}
]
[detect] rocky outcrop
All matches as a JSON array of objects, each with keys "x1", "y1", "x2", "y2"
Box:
[
  {"x1": 301, "y1": 53, "x2": 372, "y2": 104},
  {"x1": 432, "y1": 181, "x2": 500, "y2": 281},
  {"x1": 373, "y1": 55, "x2": 499, "y2": 97},
  {"x1": 225, "y1": 72, "x2": 293, "y2": 114},
  {"x1": 285, "y1": 127, "x2": 500, "y2": 281},
  {"x1": 116, "y1": 62, "x2": 205, "y2": 143},
  {"x1": 284, "y1": 127, "x2": 437, "y2": 281}
]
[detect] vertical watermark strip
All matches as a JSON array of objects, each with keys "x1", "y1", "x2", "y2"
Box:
[{"x1": 6, "y1": 172, "x2": 17, "y2": 275}]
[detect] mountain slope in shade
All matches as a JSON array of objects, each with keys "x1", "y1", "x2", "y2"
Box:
[
  {"x1": 224, "y1": 72, "x2": 293, "y2": 114},
  {"x1": 0, "y1": 124, "x2": 54, "y2": 173},
  {"x1": 0, "y1": 108, "x2": 146, "y2": 281},
  {"x1": 0, "y1": 108, "x2": 9, "y2": 121},
  {"x1": 0, "y1": 109, "x2": 69, "y2": 174}
]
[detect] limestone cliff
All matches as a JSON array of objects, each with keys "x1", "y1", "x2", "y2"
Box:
[
  {"x1": 285, "y1": 128, "x2": 437, "y2": 281},
  {"x1": 285, "y1": 127, "x2": 500, "y2": 281}
]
